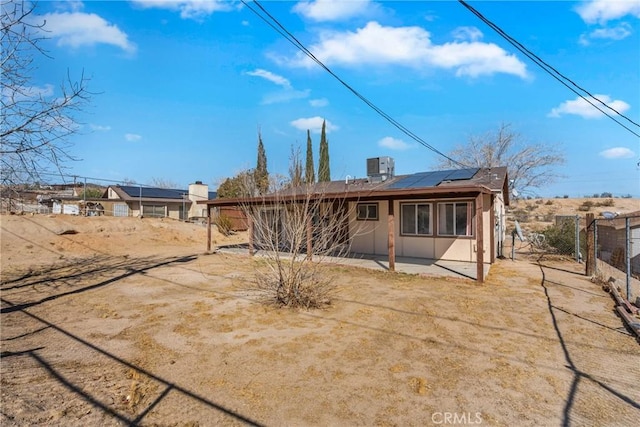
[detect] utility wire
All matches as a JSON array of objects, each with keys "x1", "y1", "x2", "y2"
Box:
[
  {"x1": 242, "y1": 0, "x2": 468, "y2": 168},
  {"x1": 458, "y1": 0, "x2": 640, "y2": 138}
]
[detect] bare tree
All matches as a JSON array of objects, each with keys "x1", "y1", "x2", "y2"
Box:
[
  {"x1": 241, "y1": 185, "x2": 355, "y2": 309},
  {"x1": 1, "y1": 0, "x2": 91, "y2": 187},
  {"x1": 150, "y1": 177, "x2": 179, "y2": 189},
  {"x1": 435, "y1": 123, "x2": 565, "y2": 195}
]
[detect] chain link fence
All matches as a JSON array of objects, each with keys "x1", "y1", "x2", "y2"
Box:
[{"x1": 593, "y1": 215, "x2": 640, "y2": 303}]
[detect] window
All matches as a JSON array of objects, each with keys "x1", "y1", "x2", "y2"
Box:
[
  {"x1": 356, "y1": 203, "x2": 378, "y2": 221},
  {"x1": 401, "y1": 203, "x2": 432, "y2": 235},
  {"x1": 438, "y1": 202, "x2": 473, "y2": 236},
  {"x1": 142, "y1": 205, "x2": 166, "y2": 218}
]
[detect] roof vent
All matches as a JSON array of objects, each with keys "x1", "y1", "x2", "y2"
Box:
[{"x1": 366, "y1": 157, "x2": 394, "y2": 182}]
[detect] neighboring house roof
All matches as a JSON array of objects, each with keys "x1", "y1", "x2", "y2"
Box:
[
  {"x1": 598, "y1": 210, "x2": 640, "y2": 230},
  {"x1": 203, "y1": 167, "x2": 509, "y2": 206},
  {"x1": 107, "y1": 185, "x2": 191, "y2": 204}
]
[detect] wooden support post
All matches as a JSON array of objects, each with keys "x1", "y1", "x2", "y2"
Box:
[
  {"x1": 207, "y1": 206, "x2": 212, "y2": 253},
  {"x1": 248, "y1": 213, "x2": 254, "y2": 256},
  {"x1": 388, "y1": 200, "x2": 395, "y2": 272},
  {"x1": 585, "y1": 213, "x2": 595, "y2": 276},
  {"x1": 489, "y1": 195, "x2": 495, "y2": 264},
  {"x1": 306, "y1": 214, "x2": 313, "y2": 260},
  {"x1": 476, "y1": 193, "x2": 484, "y2": 283}
]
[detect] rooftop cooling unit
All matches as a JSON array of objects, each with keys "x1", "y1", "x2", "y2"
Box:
[{"x1": 367, "y1": 157, "x2": 394, "y2": 181}]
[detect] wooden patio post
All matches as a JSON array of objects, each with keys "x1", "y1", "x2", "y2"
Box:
[
  {"x1": 248, "y1": 213, "x2": 254, "y2": 256},
  {"x1": 476, "y1": 193, "x2": 484, "y2": 283},
  {"x1": 388, "y1": 199, "x2": 396, "y2": 272},
  {"x1": 586, "y1": 212, "x2": 595, "y2": 276},
  {"x1": 306, "y1": 213, "x2": 313, "y2": 260},
  {"x1": 207, "y1": 205, "x2": 212, "y2": 252}
]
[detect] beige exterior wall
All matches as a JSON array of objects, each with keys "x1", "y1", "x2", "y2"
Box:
[
  {"x1": 188, "y1": 183, "x2": 209, "y2": 218},
  {"x1": 348, "y1": 196, "x2": 496, "y2": 263}
]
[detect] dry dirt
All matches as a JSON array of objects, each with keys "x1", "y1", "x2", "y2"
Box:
[{"x1": 1, "y1": 213, "x2": 639, "y2": 426}]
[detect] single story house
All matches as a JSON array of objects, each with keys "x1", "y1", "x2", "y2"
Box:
[
  {"x1": 104, "y1": 181, "x2": 216, "y2": 219},
  {"x1": 201, "y1": 158, "x2": 509, "y2": 282}
]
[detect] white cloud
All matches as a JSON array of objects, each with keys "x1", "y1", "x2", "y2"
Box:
[
  {"x1": 246, "y1": 69, "x2": 291, "y2": 88},
  {"x1": 579, "y1": 22, "x2": 633, "y2": 45},
  {"x1": 452, "y1": 26, "x2": 483, "y2": 42},
  {"x1": 576, "y1": 0, "x2": 640, "y2": 24},
  {"x1": 548, "y1": 94, "x2": 630, "y2": 119},
  {"x1": 309, "y1": 98, "x2": 329, "y2": 107},
  {"x1": 245, "y1": 69, "x2": 310, "y2": 104},
  {"x1": 130, "y1": 0, "x2": 234, "y2": 20},
  {"x1": 38, "y1": 12, "x2": 136, "y2": 53},
  {"x1": 599, "y1": 147, "x2": 636, "y2": 159},
  {"x1": 281, "y1": 21, "x2": 527, "y2": 78},
  {"x1": 125, "y1": 133, "x2": 142, "y2": 142},
  {"x1": 290, "y1": 117, "x2": 338, "y2": 133},
  {"x1": 90, "y1": 124, "x2": 111, "y2": 132},
  {"x1": 4, "y1": 84, "x2": 55, "y2": 101},
  {"x1": 378, "y1": 136, "x2": 410, "y2": 151},
  {"x1": 262, "y1": 89, "x2": 310, "y2": 105},
  {"x1": 293, "y1": 0, "x2": 373, "y2": 21}
]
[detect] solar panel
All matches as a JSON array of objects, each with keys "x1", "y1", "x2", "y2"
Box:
[
  {"x1": 444, "y1": 168, "x2": 479, "y2": 181},
  {"x1": 387, "y1": 168, "x2": 480, "y2": 190},
  {"x1": 120, "y1": 185, "x2": 187, "y2": 199}
]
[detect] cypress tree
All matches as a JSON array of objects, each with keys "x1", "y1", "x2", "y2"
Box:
[
  {"x1": 255, "y1": 131, "x2": 269, "y2": 194},
  {"x1": 305, "y1": 129, "x2": 315, "y2": 184},
  {"x1": 318, "y1": 120, "x2": 331, "y2": 182}
]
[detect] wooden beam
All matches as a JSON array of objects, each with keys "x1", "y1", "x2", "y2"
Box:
[
  {"x1": 585, "y1": 213, "x2": 595, "y2": 276},
  {"x1": 388, "y1": 200, "x2": 395, "y2": 272},
  {"x1": 476, "y1": 193, "x2": 484, "y2": 283},
  {"x1": 489, "y1": 195, "x2": 495, "y2": 264},
  {"x1": 207, "y1": 207, "x2": 212, "y2": 253},
  {"x1": 248, "y1": 214, "x2": 254, "y2": 256},
  {"x1": 306, "y1": 213, "x2": 313, "y2": 261}
]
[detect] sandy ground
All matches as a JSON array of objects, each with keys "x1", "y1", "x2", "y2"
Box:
[{"x1": 1, "y1": 214, "x2": 639, "y2": 426}]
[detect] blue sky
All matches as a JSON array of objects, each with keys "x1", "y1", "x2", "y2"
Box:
[{"x1": 28, "y1": 0, "x2": 640, "y2": 197}]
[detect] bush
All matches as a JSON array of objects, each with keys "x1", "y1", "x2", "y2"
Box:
[
  {"x1": 597, "y1": 198, "x2": 614, "y2": 207},
  {"x1": 578, "y1": 201, "x2": 594, "y2": 211},
  {"x1": 545, "y1": 200, "x2": 554, "y2": 205},
  {"x1": 214, "y1": 214, "x2": 233, "y2": 236},
  {"x1": 543, "y1": 220, "x2": 585, "y2": 256}
]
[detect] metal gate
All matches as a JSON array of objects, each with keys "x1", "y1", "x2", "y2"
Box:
[{"x1": 113, "y1": 203, "x2": 129, "y2": 217}]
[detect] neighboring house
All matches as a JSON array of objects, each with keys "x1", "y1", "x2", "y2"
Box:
[
  {"x1": 201, "y1": 158, "x2": 509, "y2": 282},
  {"x1": 597, "y1": 211, "x2": 640, "y2": 275},
  {"x1": 104, "y1": 181, "x2": 216, "y2": 219}
]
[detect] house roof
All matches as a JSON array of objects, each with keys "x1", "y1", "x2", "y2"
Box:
[{"x1": 202, "y1": 167, "x2": 509, "y2": 207}]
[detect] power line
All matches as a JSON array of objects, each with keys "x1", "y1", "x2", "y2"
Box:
[
  {"x1": 242, "y1": 0, "x2": 468, "y2": 168},
  {"x1": 458, "y1": 0, "x2": 640, "y2": 138}
]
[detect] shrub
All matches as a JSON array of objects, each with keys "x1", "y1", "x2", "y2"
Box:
[
  {"x1": 597, "y1": 198, "x2": 614, "y2": 207},
  {"x1": 578, "y1": 201, "x2": 594, "y2": 211},
  {"x1": 563, "y1": 195, "x2": 569, "y2": 199},
  {"x1": 545, "y1": 200, "x2": 554, "y2": 206},
  {"x1": 214, "y1": 213, "x2": 233, "y2": 236},
  {"x1": 543, "y1": 220, "x2": 586, "y2": 257}
]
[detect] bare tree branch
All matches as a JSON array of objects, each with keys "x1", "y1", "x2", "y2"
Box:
[
  {"x1": 1, "y1": 0, "x2": 92, "y2": 187},
  {"x1": 435, "y1": 123, "x2": 565, "y2": 195}
]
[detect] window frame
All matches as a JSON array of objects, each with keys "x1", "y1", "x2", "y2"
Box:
[
  {"x1": 356, "y1": 203, "x2": 379, "y2": 221},
  {"x1": 400, "y1": 202, "x2": 433, "y2": 236},
  {"x1": 437, "y1": 201, "x2": 474, "y2": 237}
]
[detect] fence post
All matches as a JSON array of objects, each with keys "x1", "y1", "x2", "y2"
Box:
[
  {"x1": 626, "y1": 217, "x2": 631, "y2": 301},
  {"x1": 575, "y1": 215, "x2": 580, "y2": 263},
  {"x1": 593, "y1": 218, "x2": 598, "y2": 275},
  {"x1": 586, "y1": 213, "x2": 595, "y2": 276}
]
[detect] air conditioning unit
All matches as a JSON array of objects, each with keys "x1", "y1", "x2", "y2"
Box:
[{"x1": 367, "y1": 157, "x2": 394, "y2": 181}]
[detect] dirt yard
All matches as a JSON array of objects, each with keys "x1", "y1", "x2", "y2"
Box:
[{"x1": 1, "y1": 214, "x2": 638, "y2": 426}]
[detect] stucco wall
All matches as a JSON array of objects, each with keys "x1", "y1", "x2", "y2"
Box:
[{"x1": 348, "y1": 196, "x2": 494, "y2": 263}]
